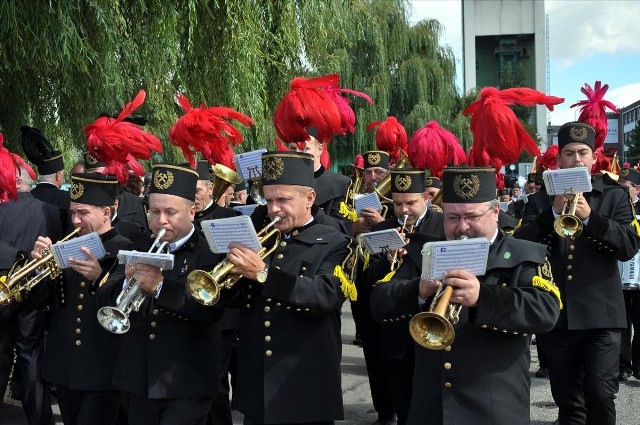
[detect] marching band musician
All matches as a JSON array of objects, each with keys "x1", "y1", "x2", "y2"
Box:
[
  {"x1": 193, "y1": 160, "x2": 237, "y2": 232},
  {"x1": 513, "y1": 122, "x2": 640, "y2": 425},
  {"x1": 32, "y1": 173, "x2": 133, "y2": 425},
  {"x1": 371, "y1": 166, "x2": 561, "y2": 425},
  {"x1": 99, "y1": 164, "x2": 223, "y2": 425},
  {"x1": 223, "y1": 151, "x2": 356, "y2": 425},
  {"x1": 618, "y1": 166, "x2": 640, "y2": 381},
  {"x1": 424, "y1": 176, "x2": 442, "y2": 213},
  {"x1": 351, "y1": 150, "x2": 392, "y2": 238},
  {"x1": 362, "y1": 169, "x2": 444, "y2": 425}
]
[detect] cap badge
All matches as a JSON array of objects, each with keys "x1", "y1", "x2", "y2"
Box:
[
  {"x1": 569, "y1": 126, "x2": 588, "y2": 142},
  {"x1": 85, "y1": 153, "x2": 98, "y2": 165},
  {"x1": 394, "y1": 174, "x2": 412, "y2": 192},
  {"x1": 70, "y1": 182, "x2": 84, "y2": 201},
  {"x1": 621, "y1": 168, "x2": 630, "y2": 177},
  {"x1": 153, "y1": 170, "x2": 174, "y2": 190},
  {"x1": 453, "y1": 174, "x2": 480, "y2": 200},
  {"x1": 425, "y1": 178, "x2": 433, "y2": 186},
  {"x1": 368, "y1": 153, "x2": 381, "y2": 166},
  {"x1": 262, "y1": 157, "x2": 285, "y2": 181}
]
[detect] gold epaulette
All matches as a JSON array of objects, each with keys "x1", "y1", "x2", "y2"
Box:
[{"x1": 533, "y1": 259, "x2": 562, "y2": 309}]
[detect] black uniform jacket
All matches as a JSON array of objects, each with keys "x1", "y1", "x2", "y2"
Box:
[
  {"x1": 194, "y1": 202, "x2": 237, "y2": 233},
  {"x1": 31, "y1": 182, "x2": 73, "y2": 234},
  {"x1": 514, "y1": 173, "x2": 640, "y2": 329},
  {"x1": 371, "y1": 231, "x2": 561, "y2": 425},
  {"x1": 42, "y1": 229, "x2": 131, "y2": 390},
  {"x1": 314, "y1": 166, "x2": 353, "y2": 233},
  {"x1": 101, "y1": 229, "x2": 223, "y2": 399},
  {"x1": 113, "y1": 215, "x2": 151, "y2": 252},
  {"x1": 117, "y1": 190, "x2": 149, "y2": 231},
  {"x1": 364, "y1": 210, "x2": 445, "y2": 360},
  {"x1": 229, "y1": 221, "x2": 353, "y2": 424}
]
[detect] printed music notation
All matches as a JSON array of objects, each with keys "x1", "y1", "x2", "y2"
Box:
[
  {"x1": 233, "y1": 149, "x2": 268, "y2": 181},
  {"x1": 543, "y1": 168, "x2": 592, "y2": 195},
  {"x1": 51, "y1": 232, "x2": 106, "y2": 269},
  {"x1": 201, "y1": 216, "x2": 262, "y2": 253},
  {"x1": 420, "y1": 237, "x2": 490, "y2": 281},
  {"x1": 117, "y1": 251, "x2": 175, "y2": 270},
  {"x1": 233, "y1": 204, "x2": 259, "y2": 216},
  {"x1": 358, "y1": 229, "x2": 407, "y2": 255},
  {"x1": 354, "y1": 192, "x2": 383, "y2": 215}
]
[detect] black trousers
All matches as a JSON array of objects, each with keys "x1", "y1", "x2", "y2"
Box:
[
  {"x1": 56, "y1": 385, "x2": 120, "y2": 425},
  {"x1": 126, "y1": 392, "x2": 213, "y2": 425},
  {"x1": 243, "y1": 417, "x2": 334, "y2": 425},
  {"x1": 207, "y1": 328, "x2": 236, "y2": 425},
  {"x1": 620, "y1": 290, "x2": 640, "y2": 373},
  {"x1": 382, "y1": 347, "x2": 414, "y2": 425},
  {"x1": 542, "y1": 329, "x2": 620, "y2": 425}
]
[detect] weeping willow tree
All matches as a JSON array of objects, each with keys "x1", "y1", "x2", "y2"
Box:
[{"x1": 0, "y1": 0, "x2": 470, "y2": 173}]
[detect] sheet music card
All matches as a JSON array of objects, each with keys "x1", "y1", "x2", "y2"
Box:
[
  {"x1": 233, "y1": 149, "x2": 268, "y2": 181},
  {"x1": 117, "y1": 251, "x2": 175, "y2": 270},
  {"x1": 354, "y1": 192, "x2": 383, "y2": 215},
  {"x1": 51, "y1": 232, "x2": 106, "y2": 269},
  {"x1": 543, "y1": 168, "x2": 592, "y2": 195},
  {"x1": 420, "y1": 237, "x2": 490, "y2": 281},
  {"x1": 233, "y1": 204, "x2": 259, "y2": 216},
  {"x1": 201, "y1": 216, "x2": 262, "y2": 253},
  {"x1": 358, "y1": 229, "x2": 406, "y2": 255}
]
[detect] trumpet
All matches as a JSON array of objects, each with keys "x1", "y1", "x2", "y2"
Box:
[
  {"x1": 553, "y1": 190, "x2": 583, "y2": 239},
  {"x1": 186, "y1": 216, "x2": 282, "y2": 306},
  {"x1": 408, "y1": 235, "x2": 467, "y2": 350},
  {"x1": 97, "y1": 229, "x2": 169, "y2": 334},
  {"x1": 0, "y1": 228, "x2": 81, "y2": 304},
  {"x1": 389, "y1": 214, "x2": 414, "y2": 272}
]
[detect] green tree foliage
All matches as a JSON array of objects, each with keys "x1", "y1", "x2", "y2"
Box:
[
  {"x1": 0, "y1": 0, "x2": 469, "y2": 173},
  {"x1": 624, "y1": 124, "x2": 640, "y2": 166}
]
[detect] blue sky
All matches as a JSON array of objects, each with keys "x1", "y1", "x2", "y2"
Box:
[{"x1": 410, "y1": 0, "x2": 640, "y2": 125}]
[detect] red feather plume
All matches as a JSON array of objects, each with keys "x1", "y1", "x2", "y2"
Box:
[
  {"x1": 496, "y1": 172, "x2": 506, "y2": 190},
  {"x1": 408, "y1": 121, "x2": 466, "y2": 179},
  {"x1": 85, "y1": 89, "x2": 163, "y2": 185},
  {"x1": 322, "y1": 78, "x2": 373, "y2": 135},
  {"x1": 354, "y1": 154, "x2": 364, "y2": 169},
  {"x1": 536, "y1": 144, "x2": 559, "y2": 171},
  {"x1": 570, "y1": 81, "x2": 619, "y2": 150},
  {"x1": 591, "y1": 147, "x2": 612, "y2": 174},
  {"x1": 368, "y1": 117, "x2": 408, "y2": 165},
  {"x1": 275, "y1": 139, "x2": 290, "y2": 151},
  {"x1": 170, "y1": 94, "x2": 254, "y2": 169},
  {"x1": 0, "y1": 133, "x2": 36, "y2": 202},
  {"x1": 464, "y1": 87, "x2": 564, "y2": 164}
]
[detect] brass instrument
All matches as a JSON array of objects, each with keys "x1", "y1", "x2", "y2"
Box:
[
  {"x1": 351, "y1": 166, "x2": 365, "y2": 200},
  {"x1": 389, "y1": 214, "x2": 414, "y2": 272},
  {"x1": 186, "y1": 216, "x2": 282, "y2": 306},
  {"x1": 97, "y1": 229, "x2": 169, "y2": 334},
  {"x1": 553, "y1": 191, "x2": 583, "y2": 240},
  {"x1": 0, "y1": 228, "x2": 81, "y2": 304},
  {"x1": 408, "y1": 236, "x2": 467, "y2": 350},
  {"x1": 246, "y1": 164, "x2": 267, "y2": 205},
  {"x1": 211, "y1": 163, "x2": 242, "y2": 206},
  {"x1": 374, "y1": 149, "x2": 411, "y2": 203}
]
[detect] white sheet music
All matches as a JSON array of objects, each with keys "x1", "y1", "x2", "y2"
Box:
[
  {"x1": 233, "y1": 204, "x2": 259, "y2": 216},
  {"x1": 421, "y1": 237, "x2": 490, "y2": 280},
  {"x1": 354, "y1": 192, "x2": 383, "y2": 215},
  {"x1": 117, "y1": 251, "x2": 175, "y2": 270},
  {"x1": 543, "y1": 168, "x2": 592, "y2": 195},
  {"x1": 499, "y1": 201, "x2": 509, "y2": 212},
  {"x1": 234, "y1": 149, "x2": 267, "y2": 181},
  {"x1": 620, "y1": 215, "x2": 640, "y2": 288},
  {"x1": 358, "y1": 229, "x2": 406, "y2": 254},
  {"x1": 51, "y1": 232, "x2": 106, "y2": 269},
  {"x1": 201, "y1": 216, "x2": 262, "y2": 253}
]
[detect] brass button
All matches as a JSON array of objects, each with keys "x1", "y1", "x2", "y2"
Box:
[
  {"x1": 568, "y1": 254, "x2": 573, "y2": 259},
  {"x1": 265, "y1": 335, "x2": 271, "y2": 342},
  {"x1": 567, "y1": 265, "x2": 572, "y2": 270},
  {"x1": 266, "y1": 298, "x2": 272, "y2": 302},
  {"x1": 79, "y1": 293, "x2": 85, "y2": 299},
  {"x1": 500, "y1": 283, "x2": 507, "y2": 287},
  {"x1": 151, "y1": 322, "x2": 157, "y2": 328},
  {"x1": 75, "y1": 340, "x2": 81, "y2": 346},
  {"x1": 444, "y1": 382, "x2": 452, "y2": 389},
  {"x1": 76, "y1": 318, "x2": 81, "y2": 323},
  {"x1": 444, "y1": 362, "x2": 452, "y2": 370},
  {"x1": 75, "y1": 328, "x2": 81, "y2": 334},
  {"x1": 149, "y1": 334, "x2": 156, "y2": 340},
  {"x1": 280, "y1": 241, "x2": 287, "y2": 247},
  {"x1": 444, "y1": 346, "x2": 452, "y2": 352},
  {"x1": 276, "y1": 303, "x2": 281, "y2": 307},
  {"x1": 568, "y1": 245, "x2": 575, "y2": 251},
  {"x1": 246, "y1": 304, "x2": 251, "y2": 309},
  {"x1": 567, "y1": 275, "x2": 573, "y2": 281},
  {"x1": 264, "y1": 321, "x2": 271, "y2": 328},
  {"x1": 152, "y1": 309, "x2": 159, "y2": 316},
  {"x1": 77, "y1": 305, "x2": 83, "y2": 311},
  {"x1": 266, "y1": 350, "x2": 272, "y2": 357},
  {"x1": 264, "y1": 306, "x2": 271, "y2": 313},
  {"x1": 276, "y1": 254, "x2": 284, "y2": 260},
  {"x1": 301, "y1": 267, "x2": 307, "y2": 272},
  {"x1": 481, "y1": 324, "x2": 487, "y2": 329},
  {"x1": 80, "y1": 282, "x2": 86, "y2": 288}
]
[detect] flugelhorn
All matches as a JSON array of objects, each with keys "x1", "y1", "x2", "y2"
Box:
[
  {"x1": 553, "y1": 190, "x2": 582, "y2": 239},
  {"x1": 186, "y1": 216, "x2": 282, "y2": 306},
  {"x1": 0, "y1": 228, "x2": 81, "y2": 304},
  {"x1": 211, "y1": 164, "x2": 242, "y2": 206},
  {"x1": 97, "y1": 229, "x2": 169, "y2": 334},
  {"x1": 408, "y1": 236, "x2": 467, "y2": 350}
]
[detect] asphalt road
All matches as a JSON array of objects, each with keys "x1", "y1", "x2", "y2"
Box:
[{"x1": 1, "y1": 303, "x2": 638, "y2": 424}]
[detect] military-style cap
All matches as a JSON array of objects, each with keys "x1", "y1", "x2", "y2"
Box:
[
  {"x1": 391, "y1": 169, "x2": 425, "y2": 194},
  {"x1": 149, "y1": 164, "x2": 198, "y2": 201},
  {"x1": 21, "y1": 126, "x2": 65, "y2": 174},
  {"x1": 69, "y1": 173, "x2": 119, "y2": 206},
  {"x1": 195, "y1": 160, "x2": 211, "y2": 180},
  {"x1": 234, "y1": 181, "x2": 248, "y2": 193},
  {"x1": 261, "y1": 151, "x2": 314, "y2": 188},
  {"x1": 557, "y1": 121, "x2": 596, "y2": 151},
  {"x1": 425, "y1": 176, "x2": 442, "y2": 189},
  {"x1": 620, "y1": 167, "x2": 640, "y2": 186},
  {"x1": 497, "y1": 188, "x2": 510, "y2": 197},
  {"x1": 527, "y1": 172, "x2": 543, "y2": 185},
  {"x1": 362, "y1": 150, "x2": 389, "y2": 170},
  {"x1": 83, "y1": 151, "x2": 107, "y2": 169},
  {"x1": 442, "y1": 167, "x2": 496, "y2": 203}
]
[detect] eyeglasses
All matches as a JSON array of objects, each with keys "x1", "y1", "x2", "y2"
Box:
[{"x1": 444, "y1": 206, "x2": 494, "y2": 224}]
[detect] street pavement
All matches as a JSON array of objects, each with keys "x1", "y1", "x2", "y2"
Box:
[{"x1": 1, "y1": 302, "x2": 638, "y2": 424}]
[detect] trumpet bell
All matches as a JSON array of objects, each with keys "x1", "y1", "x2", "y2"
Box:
[
  {"x1": 186, "y1": 269, "x2": 222, "y2": 306},
  {"x1": 96, "y1": 306, "x2": 131, "y2": 334},
  {"x1": 409, "y1": 311, "x2": 455, "y2": 350},
  {"x1": 0, "y1": 282, "x2": 11, "y2": 304},
  {"x1": 553, "y1": 214, "x2": 583, "y2": 239}
]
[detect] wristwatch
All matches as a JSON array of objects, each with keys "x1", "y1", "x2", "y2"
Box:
[{"x1": 256, "y1": 265, "x2": 269, "y2": 283}]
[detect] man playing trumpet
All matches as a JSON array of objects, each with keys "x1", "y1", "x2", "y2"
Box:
[{"x1": 371, "y1": 166, "x2": 561, "y2": 425}]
